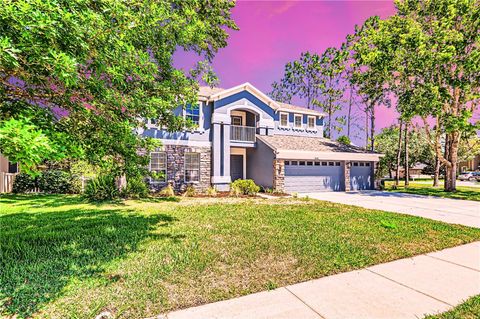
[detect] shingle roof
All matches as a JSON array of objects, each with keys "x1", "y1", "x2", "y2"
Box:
[
  {"x1": 198, "y1": 85, "x2": 324, "y2": 116},
  {"x1": 258, "y1": 135, "x2": 379, "y2": 154}
]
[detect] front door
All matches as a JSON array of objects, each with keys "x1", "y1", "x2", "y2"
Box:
[{"x1": 230, "y1": 155, "x2": 244, "y2": 181}]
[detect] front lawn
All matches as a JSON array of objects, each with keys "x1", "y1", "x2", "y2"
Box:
[
  {"x1": 385, "y1": 180, "x2": 480, "y2": 201},
  {"x1": 425, "y1": 295, "x2": 480, "y2": 319},
  {"x1": 1, "y1": 195, "x2": 479, "y2": 318}
]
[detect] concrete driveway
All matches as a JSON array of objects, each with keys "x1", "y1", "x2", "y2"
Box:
[{"x1": 302, "y1": 191, "x2": 480, "y2": 228}]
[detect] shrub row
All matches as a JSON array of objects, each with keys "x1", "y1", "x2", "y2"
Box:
[{"x1": 13, "y1": 170, "x2": 82, "y2": 194}]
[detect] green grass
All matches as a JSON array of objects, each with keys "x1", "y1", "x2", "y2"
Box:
[
  {"x1": 385, "y1": 180, "x2": 480, "y2": 201},
  {"x1": 425, "y1": 295, "x2": 480, "y2": 319},
  {"x1": 1, "y1": 194, "x2": 479, "y2": 318}
]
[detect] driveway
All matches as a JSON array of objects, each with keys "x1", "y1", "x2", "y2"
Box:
[{"x1": 303, "y1": 191, "x2": 480, "y2": 228}]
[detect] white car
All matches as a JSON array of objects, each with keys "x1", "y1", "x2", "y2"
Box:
[{"x1": 458, "y1": 172, "x2": 479, "y2": 181}]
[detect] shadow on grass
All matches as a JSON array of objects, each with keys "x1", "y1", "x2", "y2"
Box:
[
  {"x1": 0, "y1": 205, "x2": 178, "y2": 318},
  {"x1": 0, "y1": 194, "x2": 130, "y2": 208}
]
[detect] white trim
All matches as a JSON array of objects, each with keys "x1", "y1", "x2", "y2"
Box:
[
  {"x1": 211, "y1": 113, "x2": 231, "y2": 124},
  {"x1": 294, "y1": 114, "x2": 303, "y2": 129},
  {"x1": 279, "y1": 112, "x2": 289, "y2": 128},
  {"x1": 277, "y1": 108, "x2": 324, "y2": 117},
  {"x1": 158, "y1": 139, "x2": 211, "y2": 147},
  {"x1": 208, "y1": 82, "x2": 281, "y2": 109},
  {"x1": 276, "y1": 150, "x2": 383, "y2": 161},
  {"x1": 231, "y1": 147, "x2": 247, "y2": 179},
  {"x1": 211, "y1": 176, "x2": 231, "y2": 184}
]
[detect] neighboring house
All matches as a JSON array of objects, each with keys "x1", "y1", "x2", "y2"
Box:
[
  {"x1": 392, "y1": 163, "x2": 428, "y2": 179},
  {"x1": 458, "y1": 154, "x2": 480, "y2": 173},
  {"x1": 141, "y1": 83, "x2": 382, "y2": 193},
  {"x1": 0, "y1": 153, "x2": 19, "y2": 193}
]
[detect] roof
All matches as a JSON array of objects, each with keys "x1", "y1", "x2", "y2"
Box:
[
  {"x1": 257, "y1": 135, "x2": 383, "y2": 161},
  {"x1": 198, "y1": 84, "x2": 325, "y2": 116}
]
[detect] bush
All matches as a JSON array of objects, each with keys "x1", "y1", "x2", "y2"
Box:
[
  {"x1": 37, "y1": 170, "x2": 81, "y2": 194},
  {"x1": 12, "y1": 173, "x2": 37, "y2": 193},
  {"x1": 230, "y1": 179, "x2": 260, "y2": 196},
  {"x1": 159, "y1": 184, "x2": 175, "y2": 197},
  {"x1": 84, "y1": 174, "x2": 119, "y2": 201},
  {"x1": 205, "y1": 186, "x2": 217, "y2": 197},
  {"x1": 123, "y1": 176, "x2": 148, "y2": 199},
  {"x1": 183, "y1": 185, "x2": 196, "y2": 197}
]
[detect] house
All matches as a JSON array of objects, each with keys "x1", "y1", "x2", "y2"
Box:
[
  {"x1": 458, "y1": 154, "x2": 480, "y2": 173},
  {"x1": 141, "y1": 83, "x2": 382, "y2": 193},
  {"x1": 392, "y1": 163, "x2": 428, "y2": 179},
  {"x1": 0, "y1": 154, "x2": 18, "y2": 193}
]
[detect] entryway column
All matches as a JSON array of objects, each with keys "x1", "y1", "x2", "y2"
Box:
[
  {"x1": 211, "y1": 113, "x2": 232, "y2": 191},
  {"x1": 344, "y1": 161, "x2": 351, "y2": 192}
]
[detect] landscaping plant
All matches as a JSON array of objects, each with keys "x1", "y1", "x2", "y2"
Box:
[{"x1": 230, "y1": 179, "x2": 260, "y2": 196}]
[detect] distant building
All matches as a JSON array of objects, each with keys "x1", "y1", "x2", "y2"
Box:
[{"x1": 458, "y1": 154, "x2": 480, "y2": 173}]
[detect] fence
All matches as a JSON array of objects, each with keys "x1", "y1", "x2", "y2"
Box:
[{"x1": 0, "y1": 172, "x2": 17, "y2": 193}]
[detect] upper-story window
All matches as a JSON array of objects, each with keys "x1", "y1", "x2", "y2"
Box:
[
  {"x1": 231, "y1": 116, "x2": 242, "y2": 126},
  {"x1": 280, "y1": 112, "x2": 289, "y2": 127},
  {"x1": 308, "y1": 116, "x2": 316, "y2": 129},
  {"x1": 294, "y1": 114, "x2": 303, "y2": 128},
  {"x1": 185, "y1": 104, "x2": 200, "y2": 126}
]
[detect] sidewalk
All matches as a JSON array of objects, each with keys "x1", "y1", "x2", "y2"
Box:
[{"x1": 156, "y1": 242, "x2": 480, "y2": 319}]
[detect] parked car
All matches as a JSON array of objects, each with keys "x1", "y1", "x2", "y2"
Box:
[{"x1": 458, "y1": 172, "x2": 480, "y2": 181}]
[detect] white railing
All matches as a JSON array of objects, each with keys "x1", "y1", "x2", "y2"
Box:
[
  {"x1": 0, "y1": 172, "x2": 17, "y2": 193},
  {"x1": 230, "y1": 125, "x2": 256, "y2": 142}
]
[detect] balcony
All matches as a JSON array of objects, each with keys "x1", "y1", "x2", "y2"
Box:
[{"x1": 230, "y1": 125, "x2": 256, "y2": 142}]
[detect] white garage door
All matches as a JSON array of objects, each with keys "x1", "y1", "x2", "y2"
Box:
[
  {"x1": 284, "y1": 160, "x2": 344, "y2": 193},
  {"x1": 350, "y1": 162, "x2": 372, "y2": 190}
]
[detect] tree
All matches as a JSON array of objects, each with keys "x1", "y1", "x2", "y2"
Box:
[
  {"x1": 0, "y1": 0, "x2": 237, "y2": 175},
  {"x1": 269, "y1": 52, "x2": 323, "y2": 109},
  {"x1": 314, "y1": 47, "x2": 347, "y2": 138},
  {"x1": 375, "y1": 125, "x2": 401, "y2": 179},
  {"x1": 351, "y1": 0, "x2": 479, "y2": 191}
]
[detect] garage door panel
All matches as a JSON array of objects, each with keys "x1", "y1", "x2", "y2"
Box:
[
  {"x1": 284, "y1": 164, "x2": 344, "y2": 192},
  {"x1": 350, "y1": 165, "x2": 372, "y2": 190}
]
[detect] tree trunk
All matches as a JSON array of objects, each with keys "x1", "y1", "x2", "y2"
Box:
[
  {"x1": 444, "y1": 132, "x2": 459, "y2": 192},
  {"x1": 395, "y1": 120, "x2": 403, "y2": 187},
  {"x1": 347, "y1": 86, "x2": 353, "y2": 138},
  {"x1": 365, "y1": 109, "x2": 369, "y2": 150},
  {"x1": 433, "y1": 154, "x2": 440, "y2": 187},
  {"x1": 404, "y1": 122, "x2": 409, "y2": 187},
  {"x1": 370, "y1": 104, "x2": 375, "y2": 152}
]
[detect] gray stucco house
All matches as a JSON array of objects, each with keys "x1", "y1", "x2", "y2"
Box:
[{"x1": 141, "y1": 83, "x2": 382, "y2": 193}]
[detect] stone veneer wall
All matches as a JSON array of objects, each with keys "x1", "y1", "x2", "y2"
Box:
[
  {"x1": 149, "y1": 145, "x2": 211, "y2": 193},
  {"x1": 344, "y1": 160, "x2": 351, "y2": 191},
  {"x1": 373, "y1": 161, "x2": 381, "y2": 190},
  {"x1": 273, "y1": 159, "x2": 285, "y2": 192}
]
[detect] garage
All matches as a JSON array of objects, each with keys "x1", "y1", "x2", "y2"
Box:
[
  {"x1": 284, "y1": 160, "x2": 344, "y2": 193},
  {"x1": 350, "y1": 161, "x2": 373, "y2": 190}
]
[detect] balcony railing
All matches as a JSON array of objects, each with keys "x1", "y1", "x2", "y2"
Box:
[{"x1": 230, "y1": 125, "x2": 256, "y2": 142}]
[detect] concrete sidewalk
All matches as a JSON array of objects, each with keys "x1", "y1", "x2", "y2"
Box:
[
  {"x1": 303, "y1": 191, "x2": 480, "y2": 228},
  {"x1": 157, "y1": 242, "x2": 480, "y2": 319}
]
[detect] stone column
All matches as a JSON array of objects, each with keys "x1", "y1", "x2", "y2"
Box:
[
  {"x1": 373, "y1": 161, "x2": 381, "y2": 190},
  {"x1": 273, "y1": 159, "x2": 285, "y2": 193},
  {"x1": 344, "y1": 160, "x2": 351, "y2": 192}
]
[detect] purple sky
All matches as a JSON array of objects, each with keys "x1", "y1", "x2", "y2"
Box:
[{"x1": 174, "y1": 0, "x2": 398, "y2": 144}]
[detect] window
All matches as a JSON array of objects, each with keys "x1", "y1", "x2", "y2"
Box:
[
  {"x1": 285, "y1": 161, "x2": 290, "y2": 165},
  {"x1": 335, "y1": 162, "x2": 341, "y2": 166},
  {"x1": 353, "y1": 162, "x2": 358, "y2": 166},
  {"x1": 328, "y1": 162, "x2": 334, "y2": 166},
  {"x1": 299, "y1": 161, "x2": 306, "y2": 166},
  {"x1": 308, "y1": 116, "x2": 316, "y2": 129},
  {"x1": 8, "y1": 162, "x2": 18, "y2": 173},
  {"x1": 185, "y1": 153, "x2": 200, "y2": 182},
  {"x1": 150, "y1": 152, "x2": 167, "y2": 182},
  {"x1": 294, "y1": 114, "x2": 303, "y2": 128},
  {"x1": 291, "y1": 161, "x2": 298, "y2": 165},
  {"x1": 231, "y1": 116, "x2": 242, "y2": 126},
  {"x1": 185, "y1": 104, "x2": 200, "y2": 126},
  {"x1": 359, "y1": 162, "x2": 365, "y2": 167},
  {"x1": 307, "y1": 161, "x2": 313, "y2": 166},
  {"x1": 314, "y1": 162, "x2": 321, "y2": 166},
  {"x1": 280, "y1": 112, "x2": 289, "y2": 127},
  {"x1": 322, "y1": 162, "x2": 327, "y2": 166},
  {"x1": 365, "y1": 162, "x2": 370, "y2": 167}
]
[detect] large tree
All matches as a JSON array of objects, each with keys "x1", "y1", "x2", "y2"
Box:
[
  {"x1": 351, "y1": 0, "x2": 479, "y2": 191},
  {"x1": 0, "y1": 0, "x2": 237, "y2": 175}
]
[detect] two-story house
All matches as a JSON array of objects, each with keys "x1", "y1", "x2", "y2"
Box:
[{"x1": 142, "y1": 83, "x2": 382, "y2": 193}]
